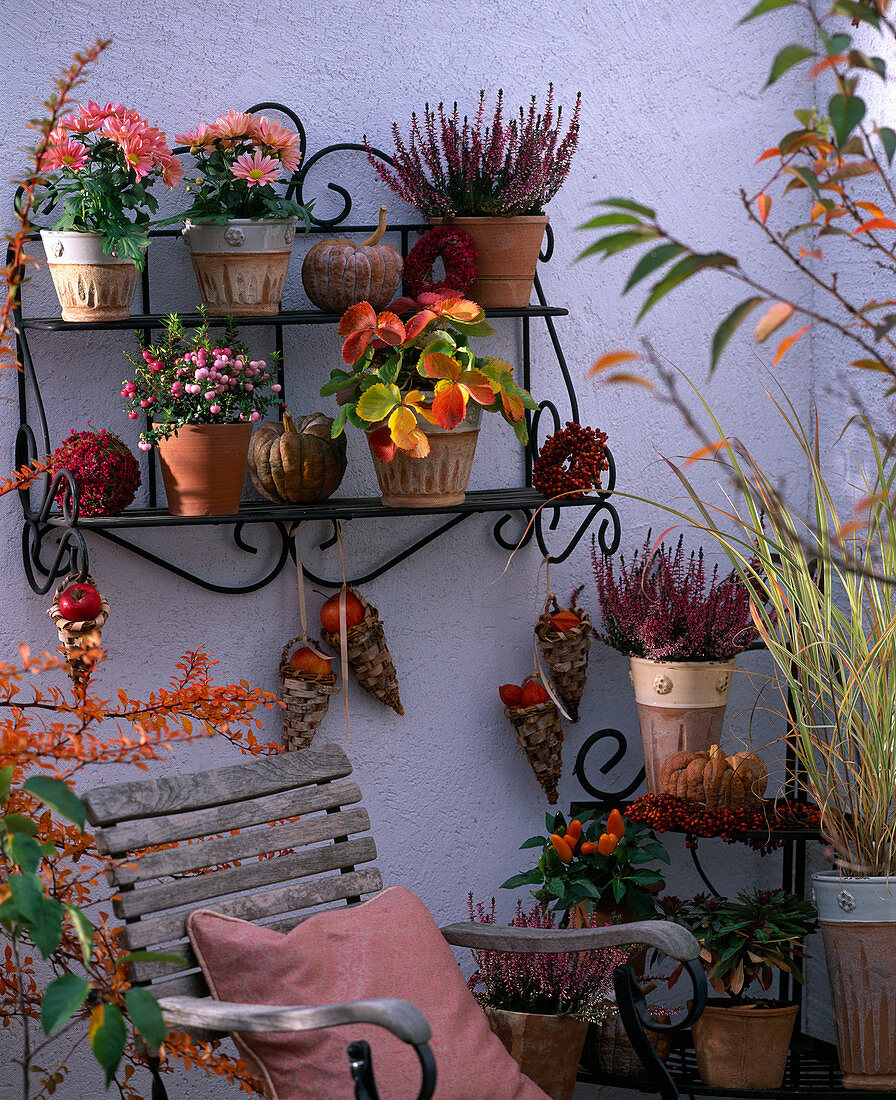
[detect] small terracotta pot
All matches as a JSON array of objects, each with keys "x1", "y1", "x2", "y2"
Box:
[
  {"x1": 629, "y1": 657, "x2": 736, "y2": 794},
  {"x1": 155, "y1": 422, "x2": 252, "y2": 516},
  {"x1": 484, "y1": 1006, "x2": 587, "y2": 1100},
  {"x1": 432, "y1": 215, "x2": 548, "y2": 308},
  {"x1": 40, "y1": 230, "x2": 140, "y2": 321},
  {"x1": 691, "y1": 1000, "x2": 798, "y2": 1090}
]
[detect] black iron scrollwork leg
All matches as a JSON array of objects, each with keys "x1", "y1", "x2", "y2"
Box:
[{"x1": 574, "y1": 729, "x2": 645, "y2": 802}]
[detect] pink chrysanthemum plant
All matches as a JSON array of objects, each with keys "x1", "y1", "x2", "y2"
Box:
[
  {"x1": 320, "y1": 290, "x2": 537, "y2": 461},
  {"x1": 123, "y1": 308, "x2": 282, "y2": 448},
  {"x1": 37, "y1": 100, "x2": 182, "y2": 266},
  {"x1": 166, "y1": 109, "x2": 312, "y2": 226}
]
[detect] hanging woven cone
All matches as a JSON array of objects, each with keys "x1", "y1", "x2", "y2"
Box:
[
  {"x1": 321, "y1": 590, "x2": 403, "y2": 715},
  {"x1": 535, "y1": 597, "x2": 592, "y2": 722},
  {"x1": 47, "y1": 575, "x2": 110, "y2": 686},
  {"x1": 504, "y1": 679, "x2": 564, "y2": 804},
  {"x1": 279, "y1": 636, "x2": 339, "y2": 751}
]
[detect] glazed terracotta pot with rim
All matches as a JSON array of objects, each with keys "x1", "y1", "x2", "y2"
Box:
[
  {"x1": 155, "y1": 422, "x2": 253, "y2": 517},
  {"x1": 628, "y1": 656, "x2": 736, "y2": 794},
  {"x1": 431, "y1": 215, "x2": 548, "y2": 309},
  {"x1": 40, "y1": 230, "x2": 141, "y2": 322},
  {"x1": 690, "y1": 998, "x2": 799, "y2": 1090},
  {"x1": 484, "y1": 1005, "x2": 588, "y2": 1100},
  {"x1": 367, "y1": 401, "x2": 481, "y2": 508},
  {"x1": 813, "y1": 870, "x2": 896, "y2": 1090},
  {"x1": 181, "y1": 217, "x2": 297, "y2": 316}
]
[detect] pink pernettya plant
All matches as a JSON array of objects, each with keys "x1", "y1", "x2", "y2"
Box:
[
  {"x1": 467, "y1": 896, "x2": 630, "y2": 1016},
  {"x1": 368, "y1": 86, "x2": 582, "y2": 219},
  {"x1": 592, "y1": 532, "x2": 759, "y2": 662}
]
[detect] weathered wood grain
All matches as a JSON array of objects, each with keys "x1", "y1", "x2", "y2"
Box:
[
  {"x1": 84, "y1": 745, "x2": 351, "y2": 825},
  {"x1": 122, "y1": 867, "x2": 383, "y2": 950},
  {"x1": 116, "y1": 836, "x2": 376, "y2": 919},
  {"x1": 439, "y1": 920, "x2": 700, "y2": 961},
  {"x1": 96, "y1": 777, "x2": 361, "y2": 854},
  {"x1": 109, "y1": 805, "x2": 370, "y2": 886}
]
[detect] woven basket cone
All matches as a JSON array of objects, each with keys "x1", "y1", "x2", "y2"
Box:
[
  {"x1": 321, "y1": 592, "x2": 403, "y2": 715},
  {"x1": 278, "y1": 637, "x2": 339, "y2": 751},
  {"x1": 47, "y1": 578, "x2": 110, "y2": 686},
  {"x1": 535, "y1": 601, "x2": 592, "y2": 722},
  {"x1": 504, "y1": 698, "x2": 563, "y2": 804}
]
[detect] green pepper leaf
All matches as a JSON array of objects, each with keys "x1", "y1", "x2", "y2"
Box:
[
  {"x1": 125, "y1": 987, "x2": 166, "y2": 1049},
  {"x1": 89, "y1": 1002, "x2": 127, "y2": 1086},
  {"x1": 41, "y1": 974, "x2": 89, "y2": 1036},
  {"x1": 23, "y1": 777, "x2": 85, "y2": 833},
  {"x1": 9, "y1": 833, "x2": 43, "y2": 874},
  {"x1": 3, "y1": 813, "x2": 40, "y2": 836}
]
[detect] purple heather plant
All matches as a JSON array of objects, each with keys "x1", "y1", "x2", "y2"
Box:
[
  {"x1": 592, "y1": 532, "x2": 759, "y2": 662},
  {"x1": 466, "y1": 896, "x2": 631, "y2": 1016},
  {"x1": 367, "y1": 86, "x2": 581, "y2": 219}
]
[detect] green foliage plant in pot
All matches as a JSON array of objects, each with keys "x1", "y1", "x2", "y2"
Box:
[
  {"x1": 123, "y1": 309, "x2": 282, "y2": 516},
  {"x1": 37, "y1": 100, "x2": 182, "y2": 320},
  {"x1": 321, "y1": 290, "x2": 537, "y2": 507},
  {"x1": 467, "y1": 896, "x2": 631, "y2": 1100},
  {"x1": 579, "y1": 0, "x2": 896, "y2": 1085},
  {"x1": 660, "y1": 889, "x2": 817, "y2": 1091},
  {"x1": 166, "y1": 110, "x2": 312, "y2": 316},
  {"x1": 367, "y1": 86, "x2": 582, "y2": 308},
  {"x1": 592, "y1": 533, "x2": 759, "y2": 794}
]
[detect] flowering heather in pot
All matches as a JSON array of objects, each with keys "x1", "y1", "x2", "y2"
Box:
[
  {"x1": 467, "y1": 897, "x2": 631, "y2": 1016},
  {"x1": 592, "y1": 532, "x2": 758, "y2": 662},
  {"x1": 123, "y1": 309, "x2": 281, "y2": 448},
  {"x1": 367, "y1": 85, "x2": 581, "y2": 219},
  {"x1": 169, "y1": 109, "x2": 311, "y2": 224},
  {"x1": 37, "y1": 100, "x2": 181, "y2": 265},
  {"x1": 50, "y1": 426, "x2": 141, "y2": 515}
]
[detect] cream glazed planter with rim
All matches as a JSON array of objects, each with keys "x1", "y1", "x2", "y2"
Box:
[
  {"x1": 40, "y1": 230, "x2": 141, "y2": 321},
  {"x1": 181, "y1": 217, "x2": 297, "y2": 316},
  {"x1": 812, "y1": 871, "x2": 896, "y2": 1091},
  {"x1": 628, "y1": 657, "x2": 736, "y2": 794}
]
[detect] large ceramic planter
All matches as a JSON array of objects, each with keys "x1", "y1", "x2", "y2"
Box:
[
  {"x1": 181, "y1": 217, "x2": 297, "y2": 316},
  {"x1": 691, "y1": 999, "x2": 799, "y2": 1090},
  {"x1": 40, "y1": 230, "x2": 140, "y2": 322},
  {"x1": 433, "y1": 215, "x2": 548, "y2": 308},
  {"x1": 484, "y1": 1005, "x2": 588, "y2": 1100},
  {"x1": 155, "y1": 422, "x2": 253, "y2": 517},
  {"x1": 367, "y1": 402, "x2": 481, "y2": 508},
  {"x1": 813, "y1": 871, "x2": 896, "y2": 1090},
  {"x1": 629, "y1": 657, "x2": 735, "y2": 794}
]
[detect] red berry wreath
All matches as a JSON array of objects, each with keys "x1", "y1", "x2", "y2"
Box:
[
  {"x1": 532, "y1": 422, "x2": 609, "y2": 499},
  {"x1": 403, "y1": 226, "x2": 478, "y2": 298}
]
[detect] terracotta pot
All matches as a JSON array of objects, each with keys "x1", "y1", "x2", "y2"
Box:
[
  {"x1": 628, "y1": 657, "x2": 736, "y2": 794},
  {"x1": 40, "y1": 230, "x2": 140, "y2": 322},
  {"x1": 579, "y1": 1007, "x2": 671, "y2": 1080},
  {"x1": 433, "y1": 215, "x2": 548, "y2": 308},
  {"x1": 181, "y1": 218, "x2": 297, "y2": 316},
  {"x1": 813, "y1": 871, "x2": 896, "y2": 1090},
  {"x1": 691, "y1": 999, "x2": 798, "y2": 1090},
  {"x1": 484, "y1": 1005, "x2": 587, "y2": 1100},
  {"x1": 367, "y1": 402, "x2": 480, "y2": 508},
  {"x1": 155, "y1": 422, "x2": 253, "y2": 516}
]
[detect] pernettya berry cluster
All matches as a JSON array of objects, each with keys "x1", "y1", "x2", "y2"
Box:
[{"x1": 532, "y1": 421, "x2": 609, "y2": 499}]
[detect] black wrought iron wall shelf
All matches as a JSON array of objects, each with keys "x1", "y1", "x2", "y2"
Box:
[{"x1": 12, "y1": 102, "x2": 620, "y2": 595}]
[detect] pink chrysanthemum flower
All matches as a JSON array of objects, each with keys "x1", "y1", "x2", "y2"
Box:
[
  {"x1": 158, "y1": 153, "x2": 185, "y2": 188},
  {"x1": 79, "y1": 100, "x2": 125, "y2": 126},
  {"x1": 42, "y1": 137, "x2": 88, "y2": 172},
  {"x1": 214, "y1": 109, "x2": 258, "y2": 143},
  {"x1": 255, "y1": 117, "x2": 302, "y2": 174},
  {"x1": 231, "y1": 150, "x2": 281, "y2": 187}
]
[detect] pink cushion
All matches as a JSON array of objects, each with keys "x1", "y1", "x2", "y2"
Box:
[{"x1": 187, "y1": 886, "x2": 550, "y2": 1100}]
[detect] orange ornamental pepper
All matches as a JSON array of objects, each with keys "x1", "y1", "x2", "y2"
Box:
[
  {"x1": 597, "y1": 832, "x2": 619, "y2": 857},
  {"x1": 607, "y1": 808, "x2": 626, "y2": 838},
  {"x1": 579, "y1": 841, "x2": 598, "y2": 855},
  {"x1": 565, "y1": 819, "x2": 583, "y2": 843},
  {"x1": 550, "y1": 833, "x2": 574, "y2": 863}
]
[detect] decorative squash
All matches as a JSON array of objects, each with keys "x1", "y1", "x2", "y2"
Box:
[
  {"x1": 248, "y1": 411, "x2": 347, "y2": 504},
  {"x1": 302, "y1": 205, "x2": 403, "y2": 312},
  {"x1": 660, "y1": 744, "x2": 768, "y2": 812}
]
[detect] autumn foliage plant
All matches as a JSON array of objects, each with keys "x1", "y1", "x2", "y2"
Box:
[
  {"x1": 321, "y1": 291, "x2": 537, "y2": 461},
  {"x1": 502, "y1": 809, "x2": 669, "y2": 921}
]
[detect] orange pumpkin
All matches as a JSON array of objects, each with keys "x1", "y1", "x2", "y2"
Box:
[
  {"x1": 248, "y1": 410, "x2": 347, "y2": 504},
  {"x1": 660, "y1": 743, "x2": 768, "y2": 812},
  {"x1": 302, "y1": 204, "x2": 403, "y2": 312}
]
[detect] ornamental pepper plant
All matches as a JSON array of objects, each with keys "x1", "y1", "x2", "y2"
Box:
[
  {"x1": 502, "y1": 808, "x2": 669, "y2": 921},
  {"x1": 321, "y1": 291, "x2": 537, "y2": 461}
]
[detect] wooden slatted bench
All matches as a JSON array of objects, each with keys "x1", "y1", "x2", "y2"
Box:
[{"x1": 83, "y1": 744, "x2": 705, "y2": 1100}]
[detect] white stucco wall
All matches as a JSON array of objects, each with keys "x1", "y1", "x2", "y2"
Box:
[{"x1": 0, "y1": 1, "x2": 837, "y2": 1096}]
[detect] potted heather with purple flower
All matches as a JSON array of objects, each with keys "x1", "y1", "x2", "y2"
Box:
[
  {"x1": 366, "y1": 85, "x2": 581, "y2": 308},
  {"x1": 592, "y1": 532, "x2": 759, "y2": 794}
]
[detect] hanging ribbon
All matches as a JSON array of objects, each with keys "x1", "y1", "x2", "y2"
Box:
[{"x1": 531, "y1": 555, "x2": 571, "y2": 721}]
